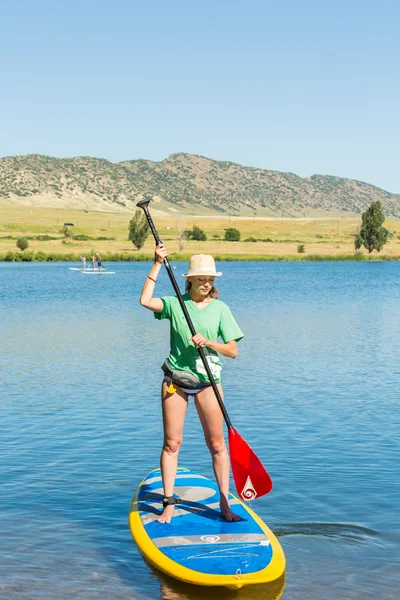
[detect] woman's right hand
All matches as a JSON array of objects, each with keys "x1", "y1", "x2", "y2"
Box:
[{"x1": 154, "y1": 243, "x2": 168, "y2": 264}]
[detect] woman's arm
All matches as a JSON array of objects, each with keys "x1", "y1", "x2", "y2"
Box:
[
  {"x1": 140, "y1": 244, "x2": 168, "y2": 312},
  {"x1": 189, "y1": 335, "x2": 238, "y2": 358}
]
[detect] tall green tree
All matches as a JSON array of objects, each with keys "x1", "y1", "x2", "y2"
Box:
[
  {"x1": 129, "y1": 209, "x2": 150, "y2": 250},
  {"x1": 354, "y1": 201, "x2": 389, "y2": 253}
]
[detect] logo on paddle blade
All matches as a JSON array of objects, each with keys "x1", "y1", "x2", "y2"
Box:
[{"x1": 241, "y1": 476, "x2": 257, "y2": 500}]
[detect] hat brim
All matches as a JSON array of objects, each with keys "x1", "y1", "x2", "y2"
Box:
[{"x1": 182, "y1": 271, "x2": 222, "y2": 278}]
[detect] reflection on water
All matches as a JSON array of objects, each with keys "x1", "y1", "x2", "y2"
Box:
[
  {"x1": 1, "y1": 262, "x2": 400, "y2": 599},
  {"x1": 157, "y1": 570, "x2": 285, "y2": 600}
]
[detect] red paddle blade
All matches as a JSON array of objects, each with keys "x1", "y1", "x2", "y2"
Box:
[{"x1": 228, "y1": 427, "x2": 273, "y2": 501}]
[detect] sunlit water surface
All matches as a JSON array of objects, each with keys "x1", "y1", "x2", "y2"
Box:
[{"x1": 1, "y1": 261, "x2": 399, "y2": 599}]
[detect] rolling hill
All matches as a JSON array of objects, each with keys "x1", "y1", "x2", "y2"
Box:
[{"x1": 0, "y1": 152, "x2": 398, "y2": 217}]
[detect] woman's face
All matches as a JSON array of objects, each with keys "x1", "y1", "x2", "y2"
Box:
[{"x1": 189, "y1": 276, "x2": 215, "y2": 296}]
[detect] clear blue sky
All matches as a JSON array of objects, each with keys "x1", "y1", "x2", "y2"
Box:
[{"x1": 1, "y1": 0, "x2": 399, "y2": 192}]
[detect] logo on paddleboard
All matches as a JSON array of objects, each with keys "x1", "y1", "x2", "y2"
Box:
[
  {"x1": 241, "y1": 476, "x2": 257, "y2": 500},
  {"x1": 200, "y1": 535, "x2": 220, "y2": 543}
]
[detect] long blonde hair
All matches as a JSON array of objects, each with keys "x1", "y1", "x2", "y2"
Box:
[{"x1": 185, "y1": 281, "x2": 219, "y2": 299}]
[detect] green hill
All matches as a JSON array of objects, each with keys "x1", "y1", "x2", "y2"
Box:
[{"x1": 0, "y1": 152, "x2": 398, "y2": 217}]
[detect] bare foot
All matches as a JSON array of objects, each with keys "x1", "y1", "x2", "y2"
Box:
[
  {"x1": 220, "y1": 497, "x2": 240, "y2": 522},
  {"x1": 157, "y1": 504, "x2": 175, "y2": 524}
]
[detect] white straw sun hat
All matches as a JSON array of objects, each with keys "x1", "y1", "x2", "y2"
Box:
[{"x1": 182, "y1": 254, "x2": 222, "y2": 278}]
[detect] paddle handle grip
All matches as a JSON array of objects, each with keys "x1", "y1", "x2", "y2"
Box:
[{"x1": 137, "y1": 200, "x2": 233, "y2": 429}]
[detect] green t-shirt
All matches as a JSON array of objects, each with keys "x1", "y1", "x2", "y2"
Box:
[{"x1": 154, "y1": 293, "x2": 244, "y2": 383}]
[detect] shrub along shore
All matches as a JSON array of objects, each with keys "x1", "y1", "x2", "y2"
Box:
[{"x1": 1, "y1": 250, "x2": 399, "y2": 262}]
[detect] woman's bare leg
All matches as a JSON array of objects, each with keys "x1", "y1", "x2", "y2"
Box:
[
  {"x1": 158, "y1": 381, "x2": 188, "y2": 523},
  {"x1": 194, "y1": 384, "x2": 240, "y2": 522}
]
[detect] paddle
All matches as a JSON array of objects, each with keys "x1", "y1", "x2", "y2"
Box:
[{"x1": 137, "y1": 199, "x2": 273, "y2": 500}]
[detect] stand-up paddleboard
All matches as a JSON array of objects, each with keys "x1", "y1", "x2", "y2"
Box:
[
  {"x1": 81, "y1": 270, "x2": 115, "y2": 275},
  {"x1": 129, "y1": 467, "x2": 285, "y2": 590},
  {"x1": 69, "y1": 267, "x2": 108, "y2": 271}
]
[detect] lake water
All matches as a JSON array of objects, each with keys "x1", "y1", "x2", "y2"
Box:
[{"x1": 1, "y1": 261, "x2": 399, "y2": 599}]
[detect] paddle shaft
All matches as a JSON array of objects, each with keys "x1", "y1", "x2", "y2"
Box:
[{"x1": 137, "y1": 199, "x2": 233, "y2": 429}]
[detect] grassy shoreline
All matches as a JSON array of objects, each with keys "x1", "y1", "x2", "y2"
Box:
[
  {"x1": 1, "y1": 250, "x2": 399, "y2": 262},
  {"x1": 2, "y1": 203, "x2": 400, "y2": 262}
]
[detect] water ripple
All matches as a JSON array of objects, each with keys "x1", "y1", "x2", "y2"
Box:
[{"x1": 275, "y1": 522, "x2": 380, "y2": 543}]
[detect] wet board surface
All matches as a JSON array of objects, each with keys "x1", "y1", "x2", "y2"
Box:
[{"x1": 129, "y1": 467, "x2": 285, "y2": 589}]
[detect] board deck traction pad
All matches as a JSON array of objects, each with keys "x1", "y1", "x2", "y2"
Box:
[{"x1": 129, "y1": 467, "x2": 285, "y2": 589}]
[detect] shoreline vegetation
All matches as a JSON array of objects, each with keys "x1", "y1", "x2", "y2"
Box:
[
  {"x1": 1, "y1": 250, "x2": 400, "y2": 262},
  {"x1": 1, "y1": 202, "x2": 400, "y2": 262}
]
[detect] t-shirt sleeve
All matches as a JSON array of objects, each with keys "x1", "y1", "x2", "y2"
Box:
[
  {"x1": 154, "y1": 296, "x2": 173, "y2": 321},
  {"x1": 218, "y1": 303, "x2": 244, "y2": 343}
]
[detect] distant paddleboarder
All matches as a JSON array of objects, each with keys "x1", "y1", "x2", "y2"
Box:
[
  {"x1": 80, "y1": 255, "x2": 86, "y2": 269},
  {"x1": 95, "y1": 252, "x2": 102, "y2": 272},
  {"x1": 90, "y1": 253, "x2": 96, "y2": 269},
  {"x1": 140, "y1": 247, "x2": 244, "y2": 524}
]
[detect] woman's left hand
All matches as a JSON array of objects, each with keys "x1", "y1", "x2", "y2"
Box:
[{"x1": 189, "y1": 334, "x2": 209, "y2": 348}]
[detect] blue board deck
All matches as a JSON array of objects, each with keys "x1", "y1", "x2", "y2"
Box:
[{"x1": 129, "y1": 467, "x2": 285, "y2": 589}]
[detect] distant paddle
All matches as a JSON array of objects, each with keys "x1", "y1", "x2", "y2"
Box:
[{"x1": 137, "y1": 199, "x2": 272, "y2": 500}]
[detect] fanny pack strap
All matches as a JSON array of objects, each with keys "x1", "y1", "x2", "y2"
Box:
[{"x1": 161, "y1": 359, "x2": 203, "y2": 388}]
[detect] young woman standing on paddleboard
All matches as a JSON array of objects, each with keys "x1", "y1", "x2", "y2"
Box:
[{"x1": 140, "y1": 246, "x2": 244, "y2": 524}]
